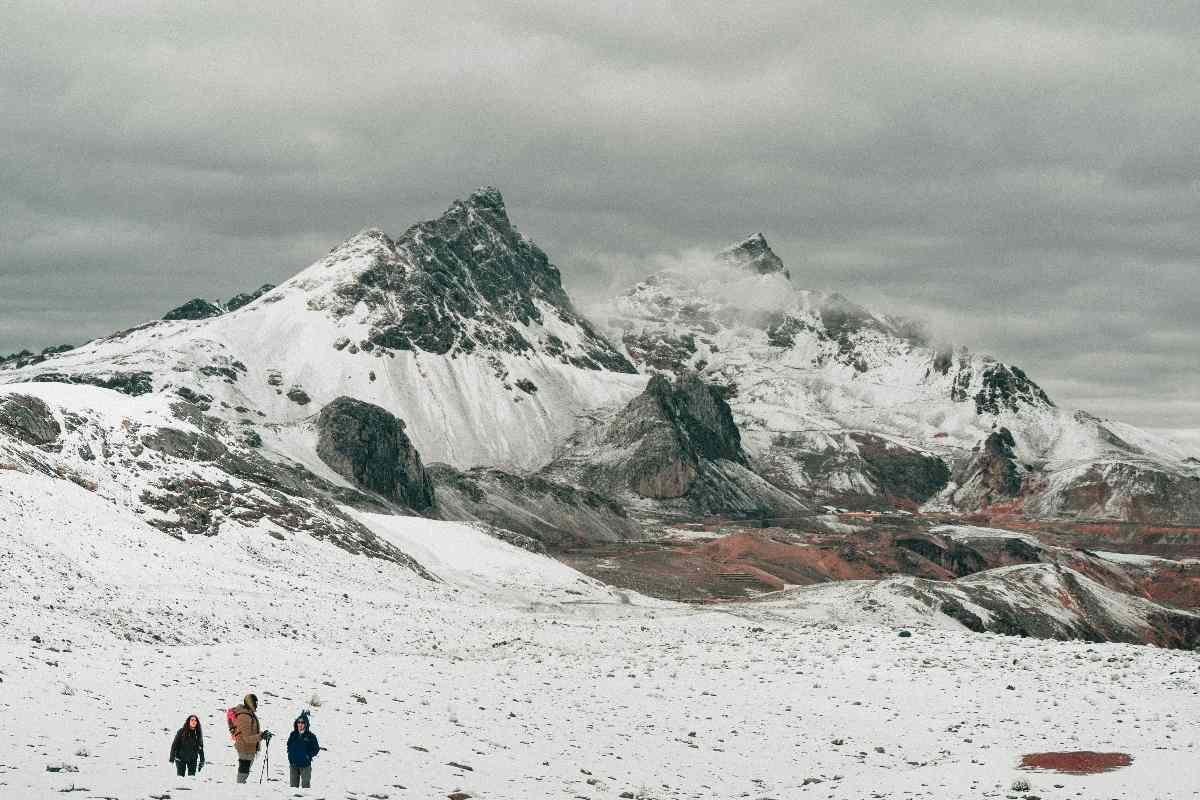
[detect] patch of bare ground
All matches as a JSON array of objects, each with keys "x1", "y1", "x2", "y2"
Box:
[{"x1": 1019, "y1": 751, "x2": 1133, "y2": 774}]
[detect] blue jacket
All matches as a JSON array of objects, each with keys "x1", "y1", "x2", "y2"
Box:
[{"x1": 286, "y1": 712, "x2": 320, "y2": 768}]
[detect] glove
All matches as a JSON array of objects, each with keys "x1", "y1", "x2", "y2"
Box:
[{"x1": 261, "y1": 730, "x2": 273, "y2": 742}]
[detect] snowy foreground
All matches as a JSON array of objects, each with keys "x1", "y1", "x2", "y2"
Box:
[{"x1": 2, "y1": 470, "x2": 1200, "y2": 799}]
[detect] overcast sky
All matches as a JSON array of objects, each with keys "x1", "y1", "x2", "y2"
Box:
[{"x1": 2, "y1": 1, "x2": 1197, "y2": 427}]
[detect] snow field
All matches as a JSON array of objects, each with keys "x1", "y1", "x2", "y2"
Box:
[{"x1": 2, "y1": 468, "x2": 1200, "y2": 799}]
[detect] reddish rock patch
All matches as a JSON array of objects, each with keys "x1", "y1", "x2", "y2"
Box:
[{"x1": 1020, "y1": 751, "x2": 1133, "y2": 775}]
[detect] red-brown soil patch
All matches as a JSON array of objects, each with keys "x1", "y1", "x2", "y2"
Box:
[{"x1": 1019, "y1": 751, "x2": 1132, "y2": 774}]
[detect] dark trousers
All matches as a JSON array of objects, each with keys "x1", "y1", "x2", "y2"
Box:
[
  {"x1": 175, "y1": 758, "x2": 197, "y2": 776},
  {"x1": 236, "y1": 757, "x2": 254, "y2": 783},
  {"x1": 289, "y1": 765, "x2": 312, "y2": 788}
]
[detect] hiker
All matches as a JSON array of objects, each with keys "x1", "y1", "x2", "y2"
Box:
[
  {"x1": 286, "y1": 710, "x2": 321, "y2": 788},
  {"x1": 168, "y1": 714, "x2": 205, "y2": 777},
  {"x1": 228, "y1": 693, "x2": 272, "y2": 784}
]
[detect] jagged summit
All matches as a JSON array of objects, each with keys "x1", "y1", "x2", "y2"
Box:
[
  {"x1": 717, "y1": 233, "x2": 789, "y2": 278},
  {"x1": 285, "y1": 187, "x2": 633, "y2": 371},
  {"x1": 462, "y1": 185, "x2": 509, "y2": 222}
]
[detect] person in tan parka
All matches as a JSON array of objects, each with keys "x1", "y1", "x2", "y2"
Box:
[{"x1": 228, "y1": 693, "x2": 272, "y2": 783}]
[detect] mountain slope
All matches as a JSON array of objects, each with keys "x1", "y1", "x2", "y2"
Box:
[
  {"x1": 1, "y1": 189, "x2": 646, "y2": 472},
  {"x1": 6, "y1": 461, "x2": 1198, "y2": 798},
  {"x1": 593, "y1": 235, "x2": 1200, "y2": 521}
]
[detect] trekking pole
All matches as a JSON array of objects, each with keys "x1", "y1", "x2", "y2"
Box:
[{"x1": 259, "y1": 737, "x2": 271, "y2": 783}]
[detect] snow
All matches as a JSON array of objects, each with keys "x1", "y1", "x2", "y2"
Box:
[
  {"x1": 932, "y1": 524, "x2": 1042, "y2": 546},
  {"x1": 3, "y1": 466, "x2": 1200, "y2": 798},
  {"x1": 0, "y1": 232, "x2": 646, "y2": 473}
]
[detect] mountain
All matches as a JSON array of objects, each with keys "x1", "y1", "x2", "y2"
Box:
[
  {"x1": 593, "y1": 235, "x2": 1200, "y2": 522},
  {"x1": 1, "y1": 188, "x2": 645, "y2": 474},
  {"x1": 0, "y1": 188, "x2": 659, "y2": 568}
]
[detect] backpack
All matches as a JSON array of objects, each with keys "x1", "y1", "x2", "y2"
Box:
[{"x1": 226, "y1": 707, "x2": 238, "y2": 741}]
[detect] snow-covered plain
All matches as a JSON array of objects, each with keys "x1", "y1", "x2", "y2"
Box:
[{"x1": 3, "y1": 467, "x2": 1200, "y2": 799}]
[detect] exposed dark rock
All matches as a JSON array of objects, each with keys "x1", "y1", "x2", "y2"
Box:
[
  {"x1": 621, "y1": 330, "x2": 696, "y2": 373},
  {"x1": 286, "y1": 387, "x2": 311, "y2": 405},
  {"x1": 547, "y1": 373, "x2": 804, "y2": 515},
  {"x1": 950, "y1": 364, "x2": 973, "y2": 402},
  {"x1": 752, "y1": 431, "x2": 949, "y2": 510},
  {"x1": 610, "y1": 373, "x2": 746, "y2": 499},
  {"x1": 717, "y1": 233, "x2": 789, "y2": 278},
  {"x1": 850, "y1": 433, "x2": 950, "y2": 504},
  {"x1": 199, "y1": 365, "x2": 240, "y2": 383},
  {"x1": 141, "y1": 428, "x2": 228, "y2": 462},
  {"x1": 1, "y1": 343, "x2": 76, "y2": 370},
  {"x1": 138, "y1": 469, "x2": 435, "y2": 578},
  {"x1": 0, "y1": 394, "x2": 61, "y2": 445},
  {"x1": 174, "y1": 387, "x2": 213, "y2": 407},
  {"x1": 951, "y1": 427, "x2": 1024, "y2": 508},
  {"x1": 316, "y1": 397, "x2": 434, "y2": 511},
  {"x1": 974, "y1": 362, "x2": 1054, "y2": 415},
  {"x1": 163, "y1": 298, "x2": 224, "y2": 321},
  {"x1": 430, "y1": 464, "x2": 638, "y2": 546},
  {"x1": 30, "y1": 371, "x2": 153, "y2": 396},
  {"x1": 226, "y1": 284, "x2": 276, "y2": 312},
  {"x1": 1050, "y1": 462, "x2": 1200, "y2": 525},
  {"x1": 314, "y1": 188, "x2": 634, "y2": 373}
]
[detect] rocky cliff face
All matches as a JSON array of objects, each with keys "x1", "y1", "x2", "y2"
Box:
[
  {"x1": 718, "y1": 233, "x2": 789, "y2": 278},
  {"x1": 608, "y1": 374, "x2": 746, "y2": 499},
  {"x1": 947, "y1": 427, "x2": 1025, "y2": 509},
  {"x1": 302, "y1": 187, "x2": 633, "y2": 372},
  {"x1": 0, "y1": 393, "x2": 61, "y2": 446},
  {"x1": 546, "y1": 373, "x2": 804, "y2": 516},
  {"x1": 316, "y1": 397, "x2": 434, "y2": 511}
]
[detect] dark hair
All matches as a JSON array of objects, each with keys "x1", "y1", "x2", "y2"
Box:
[{"x1": 182, "y1": 715, "x2": 203, "y2": 737}]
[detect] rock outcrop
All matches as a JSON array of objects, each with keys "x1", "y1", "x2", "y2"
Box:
[
  {"x1": 949, "y1": 428, "x2": 1025, "y2": 509},
  {"x1": 717, "y1": 233, "x2": 789, "y2": 277},
  {"x1": 316, "y1": 397, "x2": 435, "y2": 511},
  {"x1": 0, "y1": 394, "x2": 60, "y2": 445},
  {"x1": 430, "y1": 465, "x2": 640, "y2": 546},
  {"x1": 162, "y1": 284, "x2": 277, "y2": 321},
  {"x1": 612, "y1": 374, "x2": 746, "y2": 499},
  {"x1": 226, "y1": 284, "x2": 276, "y2": 312},
  {"x1": 164, "y1": 298, "x2": 224, "y2": 321},
  {"x1": 546, "y1": 373, "x2": 805, "y2": 515}
]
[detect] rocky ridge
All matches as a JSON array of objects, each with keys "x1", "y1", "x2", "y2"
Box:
[{"x1": 594, "y1": 234, "x2": 1200, "y2": 523}]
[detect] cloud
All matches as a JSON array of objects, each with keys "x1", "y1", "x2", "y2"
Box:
[{"x1": 1, "y1": 1, "x2": 1196, "y2": 427}]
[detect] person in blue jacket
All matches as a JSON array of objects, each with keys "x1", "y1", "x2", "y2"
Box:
[{"x1": 286, "y1": 710, "x2": 320, "y2": 788}]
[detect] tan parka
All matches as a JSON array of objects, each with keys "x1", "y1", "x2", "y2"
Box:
[{"x1": 229, "y1": 696, "x2": 262, "y2": 758}]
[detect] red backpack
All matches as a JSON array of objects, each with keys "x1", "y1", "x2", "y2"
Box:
[{"x1": 226, "y1": 707, "x2": 238, "y2": 741}]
